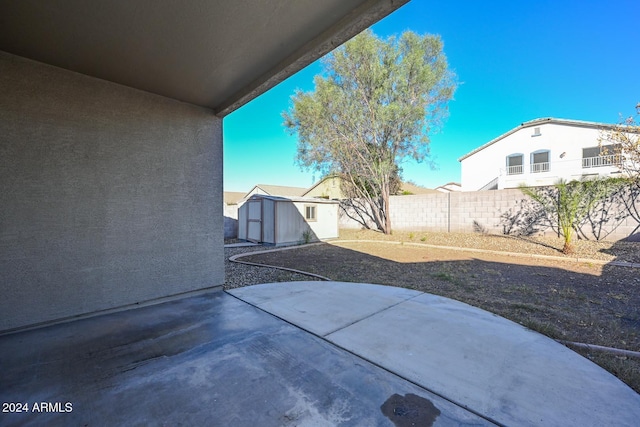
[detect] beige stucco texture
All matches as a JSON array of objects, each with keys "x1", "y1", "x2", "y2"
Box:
[{"x1": 0, "y1": 53, "x2": 223, "y2": 332}]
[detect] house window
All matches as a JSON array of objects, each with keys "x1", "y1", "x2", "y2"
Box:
[
  {"x1": 532, "y1": 127, "x2": 541, "y2": 137},
  {"x1": 531, "y1": 150, "x2": 550, "y2": 173},
  {"x1": 582, "y1": 144, "x2": 621, "y2": 168},
  {"x1": 304, "y1": 205, "x2": 317, "y2": 221},
  {"x1": 506, "y1": 154, "x2": 524, "y2": 175}
]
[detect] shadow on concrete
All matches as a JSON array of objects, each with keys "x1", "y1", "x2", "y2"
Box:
[{"x1": 0, "y1": 290, "x2": 486, "y2": 426}]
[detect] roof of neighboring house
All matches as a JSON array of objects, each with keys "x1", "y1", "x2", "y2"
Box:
[
  {"x1": 302, "y1": 175, "x2": 436, "y2": 196},
  {"x1": 223, "y1": 192, "x2": 247, "y2": 205},
  {"x1": 248, "y1": 184, "x2": 308, "y2": 198},
  {"x1": 301, "y1": 176, "x2": 438, "y2": 196},
  {"x1": 301, "y1": 175, "x2": 343, "y2": 197},
  {"x1": 398, "y1": 182, "x2": 439, "y2": 195},
  {"x1": 458, "y1": 118, "x2": 616, "y2": 162},
  {"x1": 434, "y1": 182, "x2": 462, "y2": 192}
]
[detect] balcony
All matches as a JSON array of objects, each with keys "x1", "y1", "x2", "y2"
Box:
[
  {"x1": 582, "y1": 154, "x2": 620, "y2": 168},
  {"x1": 499, "y1": 154, "x2": 622, "y2": 190},
  {"x1": 507, "y1": 165, "x2": 523, "y2": 175},
  {"x1": 530, "y1": 162, "x2": 550, "y2": 173}
]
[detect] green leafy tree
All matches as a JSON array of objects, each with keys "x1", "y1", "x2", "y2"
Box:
[
  {"x1": 520, "y1": 178, "x2": 618, "y2": 254},
  {"x1": 283, "y1": 29, "x2": 456, "y2": 234},
  {"x1": 600, "y1": 103, "x2": 640, "y2": 187}
]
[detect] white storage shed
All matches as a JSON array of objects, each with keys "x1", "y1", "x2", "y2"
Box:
[{"x1": 238, "y1": 195, "x2": 339, "y2": 246}]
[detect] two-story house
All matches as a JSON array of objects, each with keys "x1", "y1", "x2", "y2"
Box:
[{"x1": 459, "y1": 118, "x2": 623, "y2": 191}]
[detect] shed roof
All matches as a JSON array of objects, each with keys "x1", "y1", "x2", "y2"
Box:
[
  {"x1": 248, "y1": 194, "x2": 339, "y2": 204},
  {"x1": 0, "y1": 0, "x2": 408, "y2": 116},
  {"x1": 458, "y1": 118, "x2": 616, "y2": 162}
]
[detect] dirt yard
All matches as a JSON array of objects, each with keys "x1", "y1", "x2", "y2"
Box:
[{"x1": 234, "y1": 229, "x2": 640, "y2": 393}]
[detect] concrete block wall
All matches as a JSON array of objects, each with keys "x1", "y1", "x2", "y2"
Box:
[
  {"x1": 618, "y1": 217, "x2": 640, "y2": 241},
  {"x1": 448, "y1": 189, "x2": 536, "y2": 235},
  {"x1": 0, "y1": 52, "x2": 224, "y2": 332},
  {"x1": 339, "y1": 189, "x2": 639, "y2": 241},
  {"x1": 224, "y1": 205, "x2": 239, "y2": 239},
  {"x1": 390, "y1": 193, "x2": 450, "y2": 232},
  {"x1": 338, "y1": 202, "x2": 376, "y2": 230},
  {"x1": 581, "y1": 196, "x2": 640, "y2": 242}
]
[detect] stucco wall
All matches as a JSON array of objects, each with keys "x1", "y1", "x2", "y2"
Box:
[
  {"x1": 0, "y1": 52, "x2": 223, "y2": 332},
  {"x1": 460, "y1": 122, "x2": 622, "y2": 191}
]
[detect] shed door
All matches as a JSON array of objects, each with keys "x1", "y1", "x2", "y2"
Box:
[{"x1": 246, "y1": 199, "x2": 262, "y2": 243}]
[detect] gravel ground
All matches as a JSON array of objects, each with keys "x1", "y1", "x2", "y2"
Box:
[
  {"x1": 224, "y1": 245, "x2": 322, "y2": 289},
  {"x1": 224, "y1": 229, "x2": 640, "y2": 289}
]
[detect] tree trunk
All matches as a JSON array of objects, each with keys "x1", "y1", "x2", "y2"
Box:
[
  {"x1": 381, "y1": 188, "x2": 392, "y2": 234},
  {"x1": 365, "y1": 196, "x2": 385, "y2": 233},
  {"x1": 562, "y1": 241, "x2": 575, "y2": 255}
]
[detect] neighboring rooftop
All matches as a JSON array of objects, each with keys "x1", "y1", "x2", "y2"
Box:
[
  {"x1": 223, "y1": 191, "x2": 247, "y2": 205},
  {"x1": 434, "y1": 182, "x2": 462, "y2": 193},
  {"x1": 398, "y1": 181, "x2": 440, "y2": 195},
  {"x1": 236, "y1": 176, "x2": 439, "y2": 201},
  {"x1": 248, "y1": 184, "x2": 308, "y2": 198},
  {"x1": 458, "y1": 117, "x2": 616, "y2": 162}
]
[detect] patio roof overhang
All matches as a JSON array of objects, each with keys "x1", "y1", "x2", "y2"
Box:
[{"x1": 0, "y1": 0, "x2": 409, "y2": 116}]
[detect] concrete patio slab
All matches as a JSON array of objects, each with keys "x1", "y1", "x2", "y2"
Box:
[
  {"x1": 0, "y1": 290, "x2": 490, "y2": 427},
  {"x1": 229, "y1": 281, "x2": 640, "y2": 427},
  {"x1": 229, "y1": 281, "x2": 421, "y2": 336}
]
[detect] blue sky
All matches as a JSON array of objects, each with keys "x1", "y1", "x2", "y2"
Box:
[{"x1": 223, "y1": 0, "x2": 640, "y2": 192}]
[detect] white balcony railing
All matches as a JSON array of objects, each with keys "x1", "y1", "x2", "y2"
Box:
[
  {"x1": 507, "y1": 165, "x2": 523, "y2": 175},
  {"x1": 582, "y1": 154, "x2": 620, "y2": 168},
  {"x1": 530, "y1": 162, "x2": 549, "y2": 173}
]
